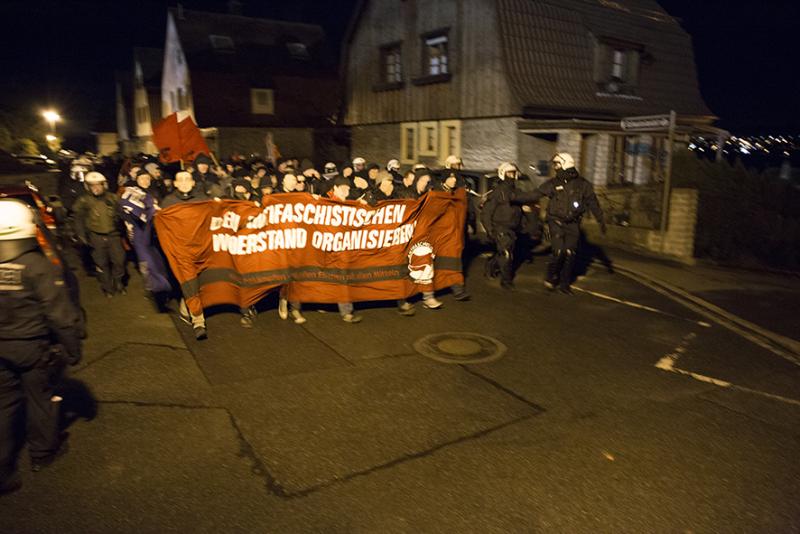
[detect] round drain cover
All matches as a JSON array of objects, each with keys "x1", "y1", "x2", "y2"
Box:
[{"x1": 413, "y1": 332, "x2": 506, "y2": 364}]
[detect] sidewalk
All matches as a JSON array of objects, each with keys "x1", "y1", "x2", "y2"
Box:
[{"x1": 601, "y1": 246, "x2": 800, "y2": 358}]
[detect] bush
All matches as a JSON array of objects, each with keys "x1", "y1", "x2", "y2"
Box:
[{"x1": 672, "y1": 149, "x2": 800, "y2": 269}]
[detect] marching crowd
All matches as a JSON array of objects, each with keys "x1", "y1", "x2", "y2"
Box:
[
  {"x1": 66, "y1": 150, "x2": 605, "y2": 341},
  {"x1": 1, "y1": 148, "x2": 605, "y2": 493}
]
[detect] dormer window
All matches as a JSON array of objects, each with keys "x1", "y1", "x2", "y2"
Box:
[
  {"x1": 423, "y1": 33, "x2": 448, "y2": 76},
  {"x1": 594, "y1": 36, "x2": 642, "y2": 96},
  {"x1": 209, "y1": 34, "x2": 235, "y2": 51},
  {"x1": 286, "y1": 42, "x2": 310, "y2": 60}
]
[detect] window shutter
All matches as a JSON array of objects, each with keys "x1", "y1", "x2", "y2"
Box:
[
  {"x1": 626, "y1": 50, "x2": 640, "y2": 88},
  {"x1": 593, "y1": 43, "x2": 611, "y2": 84}
]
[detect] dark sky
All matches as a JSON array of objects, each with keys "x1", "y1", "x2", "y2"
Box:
[{"x1": 1, "y1": 0, "x2": 797, "y2": 142}]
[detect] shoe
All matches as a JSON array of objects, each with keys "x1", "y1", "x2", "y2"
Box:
[
  {"x1": 342, "y1": 313, "x2": 363, "y2": 323},
  {"x1": 240, "y1": 314, "x2": 254, "y2": 328},
  {"x1": 118, "y1": 288, "x2": 127, "y2": 296},
  {"x1": 0, "y1": 478, "x2": 21, "y2": 496},
  {"x1": 193, "y1": 326, "x2": 208, "y2": 340},
  {"x1": 290, "y1": 310, "x2": 307, "y2": 324},
  {"x1": 397, "y1": 302, "x2": 416, "y2": 316},
  {"x1": 453, "y1": 291, "x2": 471, "y2": 301},
  {"x1": 104, "y1": 291, "x2": 114, "y2": 299},
  {"x1": 500, "y1": 281, "x2": 515, "y2": 291},
  {"x1": 558, "y1": 285, "x2": 573, "y2": 295},
  {"x1": 543, "y1": 280, "x2": 556, "y2": 291},
  {"x1": 423, "y1": 297, "x2": 443, "y2": 310},
  {"x1": 31, "y1": 435, "x2": 69, "y2": 472},
  {"x1": 278, "y1": 298, "x2": 288, "y2": 320}
]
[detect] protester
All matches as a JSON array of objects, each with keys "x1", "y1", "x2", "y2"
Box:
[
  {"x1": 327, "y1": 176, "x2": 364, "y2": 323},
  {"x1": 119, "y1": 169, "x2": 172, "y2": 307}
]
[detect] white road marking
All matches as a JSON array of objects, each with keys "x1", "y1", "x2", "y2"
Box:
[
  {"x1": 572, "y1": 286, "x2": 712, "y2": 327},
  {"x1": 656, "y1": 333, "x2": 800, "y2": 407}
]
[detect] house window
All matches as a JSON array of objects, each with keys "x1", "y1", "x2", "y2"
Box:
[
  {"x1": 381, "y1": 44, "x2": 402, "y2": 84},
  {"x1": 608, "y1": 135, "x2": 666, "y2": 185},
  {"x1": 400, "y1": 122, "x2": 418, "y2": 164},
  {"x1": 423, "y1": 33, "x2": 448, "y2": 76},
  {"x1": 418, "y1": 121, "x2": 438, "y2": 156},
  {"x1": 438, "y1": 120, "x2": 461, "y2": 162},
  {"x1": 209, "y1": 34, "x2": 235, "y2": 51},
  {"x1": 594, "y1": 38, "x2": 641, "y2": 95},
  {"x1": 251, "y1": 88, "x2": 274, "y2": 115}
]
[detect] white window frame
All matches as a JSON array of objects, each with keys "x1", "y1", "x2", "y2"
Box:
[
  {"x1": 438, "y1": 119, "x2": 461, "y2": 163},
  {"x1": 400, "y1": 122, "x2": 418, "y2": 164},
  {"x1": 418, "y1": 121, "x2": 438, "y2": 156},
  {"x1": 251, "y1": 88, "x2": 275, "y2": 115}
]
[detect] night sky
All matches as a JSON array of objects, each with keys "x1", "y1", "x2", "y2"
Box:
[{"x1": 1, "y1": 0, "x2": 797, "y2": 146}]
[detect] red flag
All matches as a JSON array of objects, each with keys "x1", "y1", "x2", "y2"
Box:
[
  {"x1": 151, "y1": 113, "x2": 181, "y2": 163},
  {"x1": 178, "y1": 117, "x2": 211, "y2": 162}
]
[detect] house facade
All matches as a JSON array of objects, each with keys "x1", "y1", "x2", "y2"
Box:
[
  {"x1": 160, "y1": 6, "x2": 343, "y2": 161},
  {"x1": 343, "y1": 0, "x2": 717, "y2": 184}
]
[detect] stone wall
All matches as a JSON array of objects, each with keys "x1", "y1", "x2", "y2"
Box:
[
  {"x1": 461, "y1": 117, "x2": 518, "y2": 170},
  {"x1": 350, "y1": 124, "x2": 398, "y2": 167},
  {"x1": 584, "y1": 188, "x2": 699, "y2": 263}
]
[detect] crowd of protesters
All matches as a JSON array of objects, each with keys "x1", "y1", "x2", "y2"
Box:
[{"x1": 60, "y1": 148, "x2": 604, "y2": 341}]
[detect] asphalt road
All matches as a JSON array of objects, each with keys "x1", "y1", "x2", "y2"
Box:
[{"x1": 2, "y1": 250, "x2": 799, "y2": 533}]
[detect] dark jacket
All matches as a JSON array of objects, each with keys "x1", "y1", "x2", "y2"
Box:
[
  {"x1": 72, "y1": 191, "x2": 122, "y2": 239},
  {"x1": 0, "y1": 247, "x2": 82, "y2": 363},
  {"x1": 160, "y1": 189, "x2": 210, "y2": 209},
  {"x1": 513, "y1": 168, "x2": 604, "y2": 225},
  {"x1": 481, "y1": 180, "x2": 523, "y2": 235}
]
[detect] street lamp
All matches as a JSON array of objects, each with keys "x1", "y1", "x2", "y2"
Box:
[{"x1": 42, "y1": 110, "x2": 61, "y2": 133}]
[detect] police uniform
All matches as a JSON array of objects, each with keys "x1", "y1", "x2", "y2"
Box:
[
  {"x1": 513, "y1": 155, "x2": 606, "y2": 292},
  {"x1": 0, "y1": 200, "x2": 82, "y2": 492}
]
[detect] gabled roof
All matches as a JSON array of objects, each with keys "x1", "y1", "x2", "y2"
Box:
[
  {"x1": 169, "y1": 7, "x2": 336, "y2": 83},
  {"x1": 133, "y1": 47, "x2": 164, "y2": 89},
  {"x1": 497, "y1": 0, "x2": 714, "y2": 119}
]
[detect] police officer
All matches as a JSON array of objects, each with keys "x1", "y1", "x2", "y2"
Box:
[
  {"x1": 480, "y1": 162, "x2": 525, "y2": 290},
  {"x1": 0, "y1": 199, "x2": 83, "y2": 494},
  {"x1": 513, "y1": 153, "x2": 606, "y2": 293},
  {"x1": 72, "y1": 171, "x2": 126, "y2": 297}
]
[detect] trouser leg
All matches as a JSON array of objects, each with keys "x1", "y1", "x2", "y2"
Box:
[
  {"x1": 558, "y1": 223, "x2": 581, "y2": 289},
  {"x1": 546, "y1": 221, "x2": 566, "y2": 285},
  {"x1": 89, "y1": 233, "x2": 113, "y2": 293},
  {"x1": 179, "y1": 298, "x2": 206, "y2": 328},
  {"x1": 337, "y1": 302, "x2": 353, "y2": 316},
  {"x1": 14, "y1": 341, "x2": 60, "y2": 461},
  {"x1": 108, "y1": 236, "x2": 126, "y2": 292},
  {"x1": 0, "y1": 364, "x2": 23, "y2": 487},
  {"x1": 495, "y1": 230, "x2": 517, "y2": 285}
]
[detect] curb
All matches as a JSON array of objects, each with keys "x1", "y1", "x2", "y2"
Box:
[{"x1": 610, "y1": 261, "x2": 800, "y2": 367}]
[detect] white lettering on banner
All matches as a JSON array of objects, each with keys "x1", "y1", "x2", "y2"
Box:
[{"x1": 211, "y1": 202, "x2": 414, "y2": 256}]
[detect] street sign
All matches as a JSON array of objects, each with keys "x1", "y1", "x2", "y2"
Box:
[{"x1": 620, "y1": 114, "x2": 671, "y2": 131}]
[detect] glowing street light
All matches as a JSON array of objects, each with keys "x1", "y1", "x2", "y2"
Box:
[{"x1": 42, "y1": 110, "x2": 61, "y2": 132}]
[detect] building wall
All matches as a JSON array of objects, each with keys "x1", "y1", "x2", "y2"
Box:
[
  {"x1": 345, "y1": 0, "x2": 517, "y2": 126},
  {"x1": 95, "y1": 132, "x2": 119, "y2": 156},
  {"x1": 213, "y1": 127, "x2": 314, "y2": 161}
]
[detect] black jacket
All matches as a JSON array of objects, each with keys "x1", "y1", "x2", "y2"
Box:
[
  {"x1": 513, "y1": 169, "x2": 604, "y2": 225},
  {"x1": 481, "y1": 180, "x2": 523, "y2": 235},
  {"x1": 0, "y1": 248, "x2": 82, "y2": 364},
  {"x1": 160, "y1": 189, "x2": 210, "y2": 209}
]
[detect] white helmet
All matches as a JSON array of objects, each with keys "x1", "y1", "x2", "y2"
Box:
[
  {"x1": 444, "y1": 155, "x2": 462, "y2": 169},
  {"x1": 85, "y1": 171, "x2": 108, "y2": 193},
  {"x1": 552, "y1": 152, "x2": 575, "y2": 170},
  {"x1": 352, "y1": 157, "x2": 366, "y2": 166},
  {"x1": 0, "y1": 199, "x2": 37, "y2": 241},
  {"x1": 386, "y1": 159, "x2": 400, "y2": 172},
  {"x1": 497, "y1": 162, "x2": 519, "y2": 180}
]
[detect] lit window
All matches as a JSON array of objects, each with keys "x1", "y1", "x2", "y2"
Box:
[
  {"x1": 400, "y1": 122, "x2": 418, "y2": 164},
  {"x1": 418, "y1": 121, "x2": 438, "y2": 156},
  {"x1": 424, "y1": 34, "x2": 448, "y2": 76}
]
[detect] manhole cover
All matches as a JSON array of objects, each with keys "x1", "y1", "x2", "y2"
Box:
[{"x1": 413, "y1": 332, "x2": 506, "y2": 364}]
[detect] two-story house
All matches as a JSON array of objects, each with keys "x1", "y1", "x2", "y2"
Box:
[
  {"x1": 161, "y1": 5, "x2": 341, "y2": 160},
  {"x1": 342, "y1": 0, "x2": 718, "y2": 188}
]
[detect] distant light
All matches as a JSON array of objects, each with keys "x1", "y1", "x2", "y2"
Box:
[
  {"x1": 45, "y1": 134, "x2": 57, "y2": 142},
  {"x1": 42, "y1": 110, "x2": 61, "y2": 123},
  {"x1": 740, "y1": 147, "x2": 750, "y2": 155},
  {"x1": 689, "y1": 143, "x2": 696, "y2": 149}
]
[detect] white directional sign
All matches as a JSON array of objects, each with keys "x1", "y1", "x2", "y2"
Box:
[{"x1": 620, "y1": 114, "x2": 672, "y2": 131}]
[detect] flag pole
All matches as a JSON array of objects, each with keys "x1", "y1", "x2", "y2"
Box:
[{"x1": 180, "y1": 159, "x2": 184, "y2": 171}]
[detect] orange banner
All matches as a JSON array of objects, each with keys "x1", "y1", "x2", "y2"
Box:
[
  {"x1": 154, "y1": 191, "x2": 467, "y2": 315},
  {"x1": 177, "y1": 117, "x2": 211, "y2": 162},
  {"x1": 152, "y1": 113, "x2": 181, "y2": 163}
]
